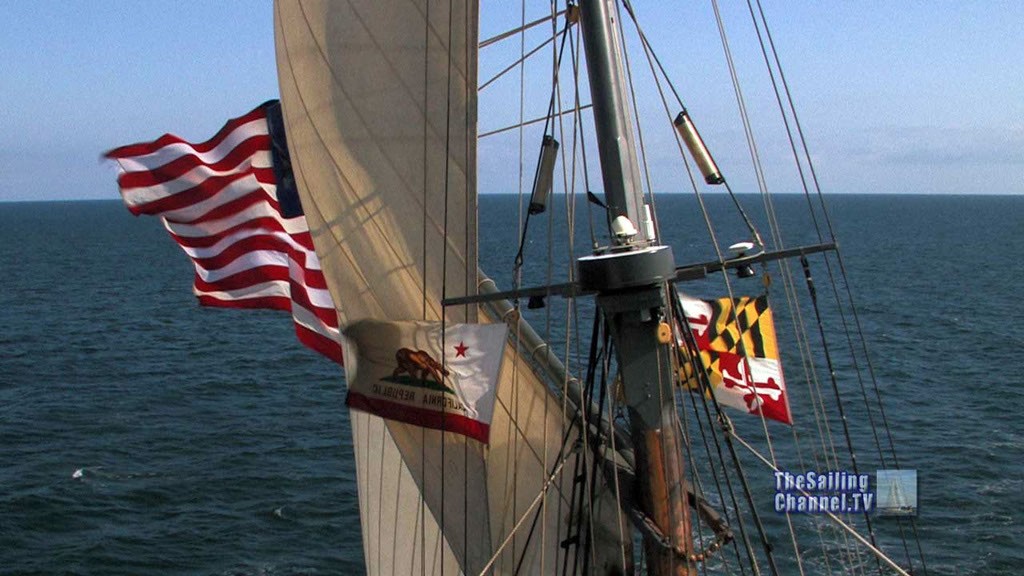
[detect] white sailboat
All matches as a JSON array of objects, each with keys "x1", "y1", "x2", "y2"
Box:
[
  {"x1": 879, "y1": 473, "x2": 917, "y2": 517},
  {"x1": 269, "y1": 1, "x2": 926, "y2": 574}
]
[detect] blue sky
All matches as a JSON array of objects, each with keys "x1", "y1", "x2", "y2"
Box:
[{"x1": 1, "y1": 1, "x2": 1022, "y2": 202}]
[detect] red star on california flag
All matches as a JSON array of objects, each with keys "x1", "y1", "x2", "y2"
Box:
[{"x1": 454, "y1": 341, "x2": 468, "y2": 357}]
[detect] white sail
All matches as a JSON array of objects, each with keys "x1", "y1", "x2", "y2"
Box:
[{"x1": 274, "y1": 1, "x2": 625, "y2": 573}]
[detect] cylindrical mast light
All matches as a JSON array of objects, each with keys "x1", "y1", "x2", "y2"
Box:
[
  {"x1": 674, "y1": 109, "x2": 724, "y2": 185},
  {"x1": 528, "y1": 135, "x2": 559, "y2": 215}
]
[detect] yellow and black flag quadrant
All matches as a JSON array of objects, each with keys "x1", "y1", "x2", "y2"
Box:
[{"x1": 678, "y1": 293, "x2": 792, "y2": 425}]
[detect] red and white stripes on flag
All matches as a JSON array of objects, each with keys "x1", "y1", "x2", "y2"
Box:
[{"x1": 105, "y1": 102, "x2": 343, "y2": 364}]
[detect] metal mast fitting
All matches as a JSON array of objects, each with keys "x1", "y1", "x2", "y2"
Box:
[{"x1": 576, "y1": 1, "x2": 693, "y2": 574}]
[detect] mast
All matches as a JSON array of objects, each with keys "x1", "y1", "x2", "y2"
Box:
[{"x1": 576, "y1": 1, "x2": 694, "y2": 574}]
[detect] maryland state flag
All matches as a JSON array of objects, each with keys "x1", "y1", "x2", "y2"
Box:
[
  {"x1": 342, "y1": 320, "x2": 508, "y2": 443},
  {"x1": 678, "y1": 293, "x2": 792, "y2": 425}
]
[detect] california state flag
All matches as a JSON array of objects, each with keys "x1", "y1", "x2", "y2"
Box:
[
  {"x1": 678, "y1": 293, "x2": 792, "y2": 425},
  {"x1": 342, "y1": 320, "x2": 508, "y2": 443}
]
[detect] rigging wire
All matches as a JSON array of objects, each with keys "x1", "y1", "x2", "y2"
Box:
[
  {"x1": 479, "y1": 104, "x2": 593, "y2": 139},
  {"x1": 544, "y1": 5, "x2": 558, "y2": 570},
  {"x1": 719, "y1": 0, "x2": 928, "y2": 570},
  {"x1": 509, "y1": 0, "x2": 529, "y2": 567},
  {"x1": 546, "y1": 2, "x2": 567, "y2": 570},
  {"x1": 718, "y1": 0, "x2": 872, "y2": 567},
  {"x1": 743, "y1": 0, "x2": 929, "y2": 570},
  {"x1": 438, "y1": 3, "x2": 456, "y2": 575},
  {"x1": 479, "y1": 445, "x2": 578, "y2": 576},
  {"x1": 480, "y1": 34, "x2": 557, "y2": 92},
  {"x1": 742, "y1": 0, "x2": 890, "y2": 479},
  {"x1": 564, "y1": 16, "x2": 601, "y2": 250},
  {"x1": 480, "y1": 9, "x2": 566, "y2": 48},
  {"x1": 800, "y1": 255, "x2": 880, "y2": 572},
  {"x1": 602, "y1": 344, "x2": 632, "y2": 574},
  {"x1": 703, "y1": 0, "x2": 821, "y2": 571},
  {"x1": 559, "y1": 314, "x2": 606, "y2": 575},
  {"x1": 463, "y1": 2, "x2": 474, "y2": 566},
  {"x1": 419, "y1": 3, "x2": 431, "y2": 573},
  {"x1": 539, "y1": 8, "x2": 634, "y2": 572},
  {"x1": 689, "y1": 312, "x2": 779, "y2": 575}
]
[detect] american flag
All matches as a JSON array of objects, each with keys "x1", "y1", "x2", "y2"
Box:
[{"x1": 106, "y1": 101, "x2": 343, "y2": 364}]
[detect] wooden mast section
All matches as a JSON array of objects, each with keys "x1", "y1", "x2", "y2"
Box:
[{"x1": 575, "y1": 1, "x2": 695, "y2": 574}]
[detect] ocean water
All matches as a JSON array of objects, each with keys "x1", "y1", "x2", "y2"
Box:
[{"x1": 1, "y1": 194, "x2": 1022, "y2": 574}]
